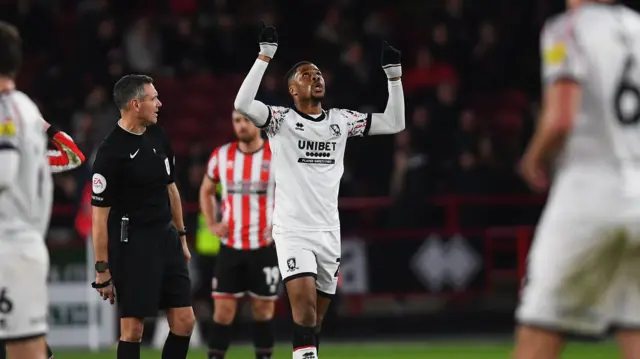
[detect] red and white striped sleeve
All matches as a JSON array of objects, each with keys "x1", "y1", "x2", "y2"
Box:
[
  {"x1": 206, "y1": 147, "x2": 221, "y2": 182},
  {"x1": 46, "y1": 125, "x2": 86, "y2": 173}
]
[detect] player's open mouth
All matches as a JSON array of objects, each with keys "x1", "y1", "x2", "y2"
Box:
[{"x1": 313, "y1": 84, "x2": 324, "y2": 91}]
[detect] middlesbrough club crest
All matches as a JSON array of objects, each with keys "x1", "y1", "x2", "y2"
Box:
[{"x1": 286, "y1": 257, "x2": 299, "y2": 272}]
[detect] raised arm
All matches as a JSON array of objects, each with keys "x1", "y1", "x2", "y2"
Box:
[
  {"x1": 234, "y1": 22, "x2": 279, "y2": 127},
  {"x1": 369, "y1": 42, "x2": 405, "y2": 135}
]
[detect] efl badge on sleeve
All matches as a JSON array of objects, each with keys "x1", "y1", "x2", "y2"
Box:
[
  {"x1": 544, "y1": 41, "x2": 567, "y2": 66},
  {"x1": 164, "y1": 158, "x2": 170, "y2": 175}
]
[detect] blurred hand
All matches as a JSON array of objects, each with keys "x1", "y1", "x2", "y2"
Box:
[
  {"x1": 181, "y1": 238, "x2": 191, "y2": 264},
  {"x1": 519, "y1": 155, "x2": 548, "y2": 193},
  {"x1": 209, "y1": 222, "x2": 229, "y2": 238},
  {"x1": 264, "y1": 225, "x2": 273, "y2": 245},
  {"x1": 95, "y1": 270, "x2": 115, "y2": 305}
]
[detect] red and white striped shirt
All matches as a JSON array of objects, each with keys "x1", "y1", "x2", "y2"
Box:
[{"x1": 206, "y1": 141, "x2": 274, "y2": 250}]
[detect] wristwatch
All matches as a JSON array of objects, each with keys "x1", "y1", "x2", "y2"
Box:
[
  {"x1": 95, "y1": 261, "x2": 109, "y2": 273},
  {"x1": 177, "y1": 227, "x2": 187, "y2": 237}
]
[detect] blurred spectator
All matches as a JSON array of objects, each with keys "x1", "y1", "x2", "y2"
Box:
[
  {"x1": 124, "y1": 17, "x2": 163, "y2": 74},
  {"x1": 316, "y1": 6, "x2": 343, "y2": 47},
  {"x1": 469, "y1": 20, "x2": 506, "y2": 91},
  {"x1": 403, "y1": 47, "x2": 457, "y2": 94}
]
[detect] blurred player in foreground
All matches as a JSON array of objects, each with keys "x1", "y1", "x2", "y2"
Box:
[
  {"x1": 516, "y1": 1, "x2": 640, "y2": 358},
  {"x1": 0, "y1": 20, "x2": 54, "y2": 359},
  {"x1": 200, "y1": 110, "x2": 278, "y2": 359},
  {"x1": 0, "y1": 120, "x2": 85, "y2": 359},
  {"x1": 0, "y1": 124, "x2": 85, "y2": 359},
  {"x1": 234, "y1": 22, "x2": 405, "y2": 359},
  {"x1": 0, "y1": 26, "x2": 85, "y2": 357}
]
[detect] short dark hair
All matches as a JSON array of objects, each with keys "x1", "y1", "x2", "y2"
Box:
[
  {"x1": 0, "y1": 21, "x2": 22, "y2": 78},
  {"x1": 113, "y1": 74, "x2": 154, "y2": 110},
  {"x1": 285, "y1": 61, "x2": 313, "y2": 83}
]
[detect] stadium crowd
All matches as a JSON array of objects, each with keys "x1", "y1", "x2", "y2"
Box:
[{"x1": 1, "y1": 0, "x2": 575, "y2": 232}]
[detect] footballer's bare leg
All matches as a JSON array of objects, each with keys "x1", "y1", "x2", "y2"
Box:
[
  {"x1": 251, "y1": 297, "x2": 276, "y2": 359},
  {"x1": 164, "y1": 306, "x2": 194, "y2": 359},
  {"x1": 315, "y1": 293, "x2": 332, "y2": 353},
  {"x1": 285, "y1": 276, "x2": 318, "y2": 359},
  {"x1": 5, "y1": 336, "x2": 47, "y2": 359},
  {"x1": 1, "y1": 340, "x2": 53, "y2": 359},
  {"x1": 617, "y1": 330, "x2": 640, "y2": 359},
  {"x1": 513, "y1": 325, "x2": 564, "y2": 359},
  {"x1": 119, "y1": 318, "x2": 145, "y2": 359},
  {"x1": 208, "y1": 297, "x2": 238, "y2": 359}
]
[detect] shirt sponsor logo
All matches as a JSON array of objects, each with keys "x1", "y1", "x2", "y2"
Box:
[{"x1": 297, "y1": 140, "x2": 337, "y2": 165}]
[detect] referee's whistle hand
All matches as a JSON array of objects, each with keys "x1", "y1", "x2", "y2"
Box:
[{"x1": 95, "y1": 270, "x2": 115, "y2": 305}]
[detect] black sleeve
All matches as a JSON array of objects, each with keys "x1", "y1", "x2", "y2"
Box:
[
  {"x1": 159, "y1": 126, "x2": 176, "y2": 184},
  {"x1": 91, "y1": 145, "x2": 118, "y2": 207}
]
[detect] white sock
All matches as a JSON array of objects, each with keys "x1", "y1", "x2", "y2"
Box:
[{"x1": 293, "y1": 345, "x2": 318, "y2": 359}]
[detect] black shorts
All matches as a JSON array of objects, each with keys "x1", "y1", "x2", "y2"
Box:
[
  {"x1": 109, "y1": 223, "x2": 192, "y2": 318},
  {"x1": 213, "y1": 244, "x2": 280, "y2": 300},
  {"x1": 192, "y1": 253, "x2": 217, "y2": 300}
]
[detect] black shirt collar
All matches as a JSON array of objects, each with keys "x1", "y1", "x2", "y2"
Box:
[{"x1": 292, "y1": 106, "x2": 326, "y2": 122}]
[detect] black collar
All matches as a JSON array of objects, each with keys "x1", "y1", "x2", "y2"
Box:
[{"x1": 292, "y1": 106, "x2": 326, "y2": 122}]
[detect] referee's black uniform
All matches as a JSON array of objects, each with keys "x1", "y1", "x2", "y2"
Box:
[{"x1": 91, "y1": 123, "x2": 191, "y2": 318}]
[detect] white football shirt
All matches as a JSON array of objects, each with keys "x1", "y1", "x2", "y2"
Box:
[
  {"x1": 262, "y1": 106, "x2": 371, "y2": 231},
  {"x1": 0, "y1": 91, "x2": 53, "y2": 239},
  {"x1": 542, "y1": 4, "x2": 640, "y2": 185}
]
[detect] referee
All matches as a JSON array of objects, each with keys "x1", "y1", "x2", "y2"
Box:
[{"x1": 90, "y1": 74, "x2": 194, "y2": 359}]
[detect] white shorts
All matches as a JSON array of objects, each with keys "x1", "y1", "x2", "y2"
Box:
[
  {"x1": 516, "y1": 167, "x2": 640, "y2": 335},
  {"x1": 0, "y1": 237, "x2": 49, "y2": 341},
  {"x1": 272, "y1": 225, "x2": 341, "y2": 296}
]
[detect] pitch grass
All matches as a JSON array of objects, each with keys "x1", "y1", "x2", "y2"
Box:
[{"x1": 53, "y1": 341, "x2": 619, "y2": 358}]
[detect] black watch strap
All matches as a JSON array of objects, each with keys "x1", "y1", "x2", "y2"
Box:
[
  {"x1": 95, "y1": 261, "x2": 109, "y2": 273},
  {"x1": 177, "y1": 227, "x2": 187, "y2": 236}
]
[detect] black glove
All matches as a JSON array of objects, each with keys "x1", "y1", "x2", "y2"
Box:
[
  {"x1": 259, "y1": 21, "x2": 278, "y2": 58},
  {"x1": 381, "y1": 41, "x2": 402, "y2": 78}
]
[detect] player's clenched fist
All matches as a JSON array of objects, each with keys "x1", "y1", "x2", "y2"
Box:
[
  {"x1": 258, "y1": 21, "x2": 278, "y2": 59},
  {"x1": 381, "y1": 41, "x2": 402, "y2": 79}
]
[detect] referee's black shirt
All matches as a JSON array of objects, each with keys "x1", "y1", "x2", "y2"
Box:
[{"x1": 91, "y1": 123, "x2": 175, "y2": 226}]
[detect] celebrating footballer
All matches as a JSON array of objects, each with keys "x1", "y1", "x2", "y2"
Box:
[{"x1": 234, "y1": 22, "x2": 405, "y2": 359}]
